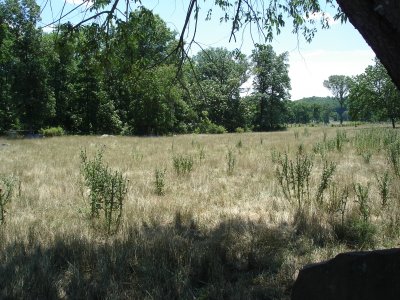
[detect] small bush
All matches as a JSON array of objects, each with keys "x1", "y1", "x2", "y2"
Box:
[
  {"x1": 196, "y1": 116, "x2": 227, "y2": 134},
  {"x1": 376, "y1": 171, "x2": 391, "y2": 207},
  {"x1": 387, "y1": 141, "x2": 400, "y2": 176},
  {"x1": 80, "y1": 149, "x2": 128, "y2": 234},
  {"x1": 40, "y1": 126, "x2": 65, "y2": 137},
  {"x1": 315, "y1": 160, "x2": 336, "y2": 205},
  {"x1": 334, "y1": 217, "x2": 376, "y2": 249},
  {"x1": 275, "y1": 149, "x2": 313, "y2": 209},
  {"x1": 173, "y1": 154, "x2": 194, "y2": 176},
  {"x1": 208, "y1": 124, "x2": 227, "y2": 134},
  {"x1": 235, "y1": 127, "x2": 245, "y2": 133},
  {"x1": 154, "y1": 168, "x2": 166, "y2": 196},
  {"x1": 328, "y1": 184, "x2": 349, "y2": 227},
  {"x1": 354, "y1": 183, "x2": 371, "y2": 222}
]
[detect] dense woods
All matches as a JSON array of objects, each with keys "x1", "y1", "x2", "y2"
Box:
[
  {"x1": 1, "y1": 0, "x2": 399, "y2": 135},
  {"x1": 0, "y1": 0, "x2": 289, "y2": 135}
]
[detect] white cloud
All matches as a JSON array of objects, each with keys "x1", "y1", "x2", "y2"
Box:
[{"x1": 288, "y1": 49, "x2": 375, "y2": 100}]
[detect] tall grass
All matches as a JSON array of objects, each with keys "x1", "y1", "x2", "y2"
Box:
[{"x1": 0, "y1": 125, "x2": 400, "y2": 298}]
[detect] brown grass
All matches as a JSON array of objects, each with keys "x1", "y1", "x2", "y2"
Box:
[{"x1": 0, "y1": 124, "x2": 399, "y2": 299}]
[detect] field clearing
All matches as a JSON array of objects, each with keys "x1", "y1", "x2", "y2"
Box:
[{"x1": 1, "y1": 125, "x2": 400, "y2": 299}]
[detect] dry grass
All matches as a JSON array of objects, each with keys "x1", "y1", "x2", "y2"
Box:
[{"x1": 0, "y1": 125, "x2": 399, "y2": 299}]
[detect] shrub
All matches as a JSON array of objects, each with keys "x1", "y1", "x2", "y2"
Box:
[
  {"x1": 208, "y1": 124, "x2": 227, "y2": 134},
  {"x1": 354, "y1": 183, "x2": 371, "y2": 223},
  {"x1": 40, "y1": 126, "x2": 65, "y2": 137},
  {"x1": 80, "y1": 149, "x2": 128, "y2": 233},
  {"x1": 386, "y1": 141, "x2": 400, "y2": 176},
  {"x1": 235, "y1": 127, "x2": 245, "y2": 133},
  {"x1": 315, "y1": 160, "x2": 336, "y2": 205},
  {"x1": 328, "y1": 184, "x2": 349, "y2": 227},
  {"x1": 334, "y1": 216, "x2": 376, "y2": 249},
  {"x1": 173, "y1": 154, "x2": 194, "y2": 176},
  {"x1": 196, "y1": 116, "x2": 227, "y2": 134},
  {"x1": 275, "y1": 149, "x2": 313, "y2": 209},
  {"x1": 376, "y1": 171, "x2": 391, "y2": 207},
  {"x1": 154, "y1": 168, "x2": 166, "y2": 196}
]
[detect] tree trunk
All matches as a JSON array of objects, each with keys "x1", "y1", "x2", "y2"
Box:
[
  {"x1": 336, "y1": 0, "x2": 400, "y2": 91},
  {"x1": 391, "y1": 117, "x2": 396, "y2": 129}
]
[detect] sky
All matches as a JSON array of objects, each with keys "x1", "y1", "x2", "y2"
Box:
[{"x1": 38, "y1": 0, "x2": 376, "y2": 100}]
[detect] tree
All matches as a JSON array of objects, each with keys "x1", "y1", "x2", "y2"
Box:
[
  {"x1": 1, "y1": 0, "x2": 55, "y2": 131},
  {"x1": 0, "y1": 3, "x2": 17, "y2": 132},
  {"x1": 349, "y1": 58, "x2": 400, "y2": 128},
  {"x1": 190, "y1": 47, "x2": 249, "y2": 131},
  {"x1": 323, "y1": 75, "x2": 351, "y2": 125},
  {"x1": 252, "y1": 44, "x2": 290, "y2": 131},
  {"x1": 105, "y1": 8, "x2": 187, "y2": 135}
]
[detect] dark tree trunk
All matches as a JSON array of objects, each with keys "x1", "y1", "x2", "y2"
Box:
[
  {"x1": 336, "y1": 0, "x2": 400, "y2": 90},
  {"x1": 391, "y1": 117, "x2": 396, "y2": 129}
]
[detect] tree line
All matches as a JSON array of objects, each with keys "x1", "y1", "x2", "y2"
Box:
[
  {"x1": 1, "y1": 1, "x2": 399, "y2": 136},
  {"x1": 0, "y1": 0, "x2": 294, "y2": 135}
]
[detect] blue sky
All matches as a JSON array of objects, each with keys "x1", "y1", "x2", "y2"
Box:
[{"x1": 38, "y1": 0, "x2": 375, "y2": 100}]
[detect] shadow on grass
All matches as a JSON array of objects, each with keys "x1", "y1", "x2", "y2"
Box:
[{"x1": 0, "y1": 214, "x2": 300, "y2": 299}]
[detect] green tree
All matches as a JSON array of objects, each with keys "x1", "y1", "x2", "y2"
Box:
[
  {"x1": 72, "y1": 25, "x2": 121, "y2": 134},
  {"x1": 190, "y1": 47, "x2": 249, "y2": 131},
  {"x1": 1, "y1": 0, "x2": 55, "y2": 131},
  {"x1": 46, "y1": 25, "x2": 79, "y2": 131},
  {"x1": 251, "y1": 44, "x2": 290, "y2": 131},
  {"x1": 323, "y1": 75, "x2": 351, "y2": 125},
  {"x1": 0, "y1": 5, "x2": 17, "y2": 132},
  {"x1": 130, "y1": 65, "x2": 189, "y2": 135},
  {"x1": 349, "y1": 58, "x2": 400, "y2": 128}
]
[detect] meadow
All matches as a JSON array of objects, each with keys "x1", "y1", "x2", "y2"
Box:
[{"x1": 1, "y1": 125, "x2": 400, "y2": 299}]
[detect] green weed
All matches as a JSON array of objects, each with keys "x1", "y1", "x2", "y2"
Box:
[
  {"x1": 173, "y1": 154, "x2": 194, "y2": 176},
  {"x1": 0, "y1": 176, "x2": 15, "y2": 224},
  {"x1": 154, "y1": 168, "x2": 166, "y2": 196},
  {"x1": 376, "y1": 171, "x2": 391, "y2": 207},
  {"x1": 275, "y1": 149, "x2": 313, "y2": 209},
  {"x1": 315, "y1": 160, "x2": 336, "y2": 205},
  {"x1": 80, "y1": 149, "x2": 128, "y2": 234}
]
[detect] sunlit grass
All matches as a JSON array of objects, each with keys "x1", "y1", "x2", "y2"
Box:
[{"x1": 0, "y1": 124, "x2": 399, "y2": 298}]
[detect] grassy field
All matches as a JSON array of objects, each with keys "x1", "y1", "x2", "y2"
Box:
[{"x1": 1, "y1": 125, "x2": 400, "y2": 299}]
